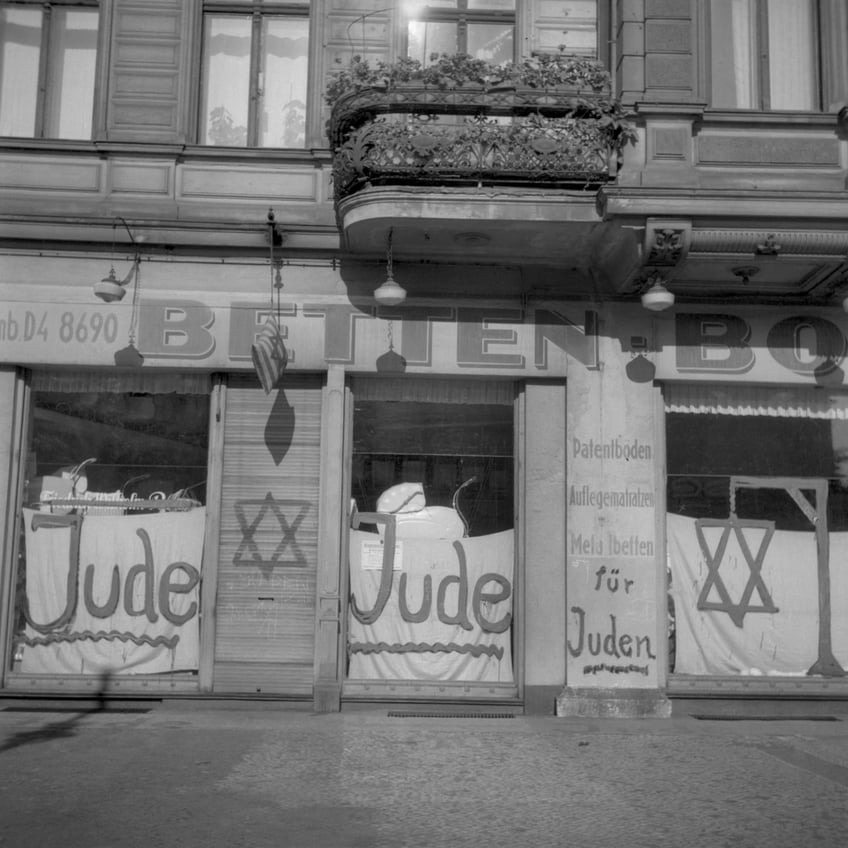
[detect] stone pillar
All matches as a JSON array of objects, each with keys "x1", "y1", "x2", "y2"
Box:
[
  {"x1": 313, "y1": 364, "x2": 346, "y2": 712},
  {"x1": 558, "y1": 306, "x2": 671, "y2": 718}
]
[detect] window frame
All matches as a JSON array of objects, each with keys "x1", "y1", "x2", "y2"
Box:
[
  {"x1": 399, "y1": 1, "x2": 606, "y2": 67},
  {"x1": 705, "y1": 0, "x2": 829, "y2": 112},
  {"x1": 404, "y1": 1, "x2": 516, "y2": 61},
  {"x1": 344, "y1": 375, "x2": 519, "y2": 690},
  {"x1": 0, "y1": 0, "x2": 102, "y2": 140},
  {"x1": 198, "y1": 1, "x2": 310, "y2": 149}
]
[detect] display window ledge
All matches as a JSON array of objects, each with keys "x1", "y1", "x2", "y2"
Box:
[
  {"x1": 668, "y1": 674, "x2": 848, "y2": 699},
  {"x1": 343, "y1": 679, "x2": 519, "y2": 703},
  {"x1": 2, "y1": 672, "x2": 199, "y2": 696}
]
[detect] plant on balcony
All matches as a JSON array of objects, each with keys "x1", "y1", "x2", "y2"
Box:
[
  {"x1": 511, "y1": 51, "x2": 611, "y2": 91},
  {"x1": 326, "y1": 49, "x2": 612, "y2": 104},
  {"x1": 326, "y1": 50, "x2": 635, "y2": 150}
]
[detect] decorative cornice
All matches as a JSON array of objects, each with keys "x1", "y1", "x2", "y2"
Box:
[{"x1": 689, "y1": 230, "x2": 848, "y2": 256}]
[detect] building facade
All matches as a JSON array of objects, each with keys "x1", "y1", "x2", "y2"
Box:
[{"x1": 1, "y1": 0, "x2": 848, "y2": 715}]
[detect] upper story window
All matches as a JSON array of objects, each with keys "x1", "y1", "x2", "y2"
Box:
[
  {"x1": 404, "y1": 1, "x2": 598, "y2": 65},
  {"x1": 406, "y1": 1, "x2": 516, "y2": 64},
  {"x1": 0, "y1": 1, "x2": 99, "y2": 140},
  {"x1": 709, "y1": 0, "x2": 819, "y2": 110},
  {"x1": 199, "y1": 2, "x2": 309, "y2": 148}
]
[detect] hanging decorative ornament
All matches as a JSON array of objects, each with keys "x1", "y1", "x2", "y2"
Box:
[
  {"x1": 113, "y1": 256, "x2": 144, "y2": 367},
  {"x1": 376, "y1": 319, "x2": 406, "y2": 372},
  {"x1": 251, "y1": 209, "x2": 288, "y2": 393}
]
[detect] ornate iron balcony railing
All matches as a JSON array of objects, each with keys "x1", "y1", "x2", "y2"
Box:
[{"x1": 328, "y1": 84, "x2": 631, "y2": 203}]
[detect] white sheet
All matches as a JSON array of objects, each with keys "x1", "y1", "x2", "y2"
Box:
[
  {"x1": 668, "y1": 513, "x2": 848, "y2": 676},
  {"x1": 20, "y1": 508, "x2": 205, "y2": 675},
  {"x1": 348, "y1": 529, "x2": 514, "y2": 682}
]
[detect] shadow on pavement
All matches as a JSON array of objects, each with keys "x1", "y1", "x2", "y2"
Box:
[{"x1": 0, "y1": 671, "x2": 115, "y2": 755}]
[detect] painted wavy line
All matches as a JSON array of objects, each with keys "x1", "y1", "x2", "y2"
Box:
[
  {"x1": 21, "y1": 630, "x2": 180, "y2": 650},
  {"x1": 349, "y1": 641, "x2": 504, "y2": 660},
  {"x1": 582, "y1": 662, "x2": 649, "y2": 676}
]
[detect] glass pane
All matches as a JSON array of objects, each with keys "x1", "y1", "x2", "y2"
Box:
[
  {"x1": 43, "y1": 9, "x2": 98, "y2": 140},
  {"x1": 200, "y1": 15, "x2": 251, "y2": 146},
  {"x1": 11, "y1": 389, "x2": 209, "y2": 676},
  {"x1": 767, "y1": 0, "x2": 817, "y2": 110},
  {"x1": 710, "y1": 0, "x2": 757, "y2": 108},
  {"x1": 536, "y1": 1, "x2": 597, "y2": 55},
  {"x1": 467, "y1": 22, "x2": 513, "y2": 63},
  {"x1": 348, "y1": 382, "x2": 514, "y2": 683},
  {"x1": 407, "y1": 21, "x2": 458, "y2": 62},
  {"x1": 0, "y1": 7, "x2": 42, "y2": 137},
  {"x1": 259, "y1": 16, "x2": 309, "y2": 148}
]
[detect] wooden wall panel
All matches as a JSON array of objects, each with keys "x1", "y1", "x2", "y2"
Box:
[{"x1": 213, "y1": 374, "x2": 323, "y2": 695}]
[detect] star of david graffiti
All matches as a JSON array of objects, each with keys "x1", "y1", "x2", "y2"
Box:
[
  {"x1": 694, "y1": 517, "x2": 779, "y2": 628},
  {"x1": 233, "y1": 493, "x2": 311, "y2": 575}
]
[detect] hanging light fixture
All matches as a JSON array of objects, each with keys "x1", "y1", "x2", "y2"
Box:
[
  {"x1": 94, "y1": 217, "x2": 140, "y2": 303},
  {"x1": 94, "y1": 217, "x2": 144, "y2": 366},
  {"x1": 374, "y1": 227, "x2": 406, "y2": 307},
  {"x1": 640, "y1": 274, "x2": 675, "y2": 311}
]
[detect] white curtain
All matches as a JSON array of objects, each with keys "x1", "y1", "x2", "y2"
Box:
[
  {"x1": 0, "y1": 7, "x2": 41, "y2": 136},
  {"x1": 710, "y1": 0, "x2": 755, "y2": 108},
  {"x1": 729, "y1": 0, "x2": 754, "y2": 108},
  {"x1": 766, "y1": 0, "x2": 817, "y2": 110}
]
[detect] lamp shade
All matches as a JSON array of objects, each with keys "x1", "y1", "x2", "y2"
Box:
[
  {"x1": 94, "y1": 268, "x2": 127, "y2": 303},
  {"x1": 374, "y1": 272, "x2": 406, "y2": 307},
  {"x1": 641, "y1": 281, "x2": 675, "y2": 311}
]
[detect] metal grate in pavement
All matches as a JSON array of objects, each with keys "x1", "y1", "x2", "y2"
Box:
[
  {"x1": 691, "y1": 714, "x2": 841, "y2": 721},
  {"x1": 387, "y1": 711, "x2": 515, "y2": 719}
]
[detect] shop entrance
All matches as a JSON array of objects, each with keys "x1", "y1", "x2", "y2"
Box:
[{"x1": 343, "y1": 377, "x2": 517, "y2": 700}]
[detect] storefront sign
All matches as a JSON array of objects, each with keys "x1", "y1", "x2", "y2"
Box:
[
  {"x1": 0, "y1": 297, "x2": 597, "y2": 375},
  {"x1": 19, "y1": 508, "x2": 205, "y2": 675},
  {"x1": 656, "y1": 311, "x2": 848, "y2": 384}
]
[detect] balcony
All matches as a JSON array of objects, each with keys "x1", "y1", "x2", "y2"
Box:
[{"x1": 326, "y1": 55, "x2": 640, "y2": 287}]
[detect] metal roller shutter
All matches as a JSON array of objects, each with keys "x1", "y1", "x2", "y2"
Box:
[{"x1": 213, "y1": 374, "x2": 322, "y2": 695}]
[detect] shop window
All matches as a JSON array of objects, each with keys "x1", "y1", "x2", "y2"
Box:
[
  {"x1": 665, "y1": 383, "x2": 848, "y2": 679},
  {"x1": 708, "y1": 0, "x2": 820, "y2": 111},
  {"x1": 199, "y1": 2, "x2": 309, "y2": 148},
  {"x1": 348, "y1": 378, "x2": 515, "y2": 684},
  {"x1": 0, "y1": 1, "x2": 99, "y2": 139},
  {"x1": 10, "y1": 373, "x2": 210, "y2": 677}
]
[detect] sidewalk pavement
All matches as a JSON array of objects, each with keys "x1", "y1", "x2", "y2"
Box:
[{"x1": 1, "y1": 699, "x2": 847, "y2": 848}]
